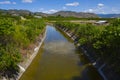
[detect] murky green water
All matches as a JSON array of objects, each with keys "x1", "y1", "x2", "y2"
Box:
[{"x1": 20, "y1": 25, "x2": 103, "y2": 80}]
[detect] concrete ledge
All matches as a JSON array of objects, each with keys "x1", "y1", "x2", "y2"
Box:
[{"x1": 16, "y1": 29, "x2": 46, "y2": 80}]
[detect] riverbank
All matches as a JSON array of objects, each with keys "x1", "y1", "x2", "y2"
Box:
[
  {"x1": 55, "y1": 26, "x2": 107, "y2": 80},
  {"x1": 15, "y1": 29, "x2": 46, "y2": 80}
]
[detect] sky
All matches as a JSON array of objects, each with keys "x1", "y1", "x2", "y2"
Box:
[{"x1": 0, "y1": 0, "x2": 120, "y2": 14}]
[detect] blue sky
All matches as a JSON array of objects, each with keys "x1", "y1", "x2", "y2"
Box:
[{"x1": 0, "y1": 0, "x2": 120, "y2": 14}]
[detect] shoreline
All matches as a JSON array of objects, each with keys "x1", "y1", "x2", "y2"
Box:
[
  {"x1": 16, "y1": 29, "x2": 47, "y2": 80},
  {"x1": 56, "y1": 26, "x2": 107, "y2": 80}
]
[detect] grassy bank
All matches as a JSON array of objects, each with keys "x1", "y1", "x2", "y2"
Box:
[
  {"x1": 0, "y1": 14, "x2": 46, "y2": 79},
  {"x1": 54, "y1": 19, "x2": 120, "y2": 80}
]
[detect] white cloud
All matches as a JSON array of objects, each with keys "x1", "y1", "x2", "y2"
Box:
[
  {"x1": 43, "y1": 9, "x2": 58, "y2": 14},
  {"x1": 85, "y1": 8, "x2": 105, "y2": 14},
  {"x1": 66, "y1": 2, "x2": 79, "y2": 7},
  {"x1": 98, "y1": 3, "x2": 104, "y2": 7},
  {"x1": 84, "y1": 3, "x2": 105, "y2": 13},
  {"x1": 84, "y1": 3, "x2": 120, "y2": 14},
  {"x1": 0, "y1": 1, "x2": 11, "y2": 4},
  {"x1": 111, "y1": 8, "x2": 119, "y2": 14},
  {"x1": 88, "y1": 9, "x2": 94, "y2": 12},
  {"x1": 12, "y1": 2, "x2": 16, "y2": 4},
  {"x1": 0, "y1": 1, "x2": 16, "y2": 4},
  {"x1": 40, "y1": 8, "x2": 44, "y2": 11},
  {"x1": 84, "y1": 9, "x2": 95, "y2": 13},
  {"x1": 63, "y1": 7, "x2": 67, "y2": 10},
  {"x1": 49, "y1": 9, "x2": 57, "y2": 13},
  {"x1": 112, "y1": 8, "x2": 118, "y2": 12},
  {"x1": 22, "y1": 0, "x2": 33, "y2": 3}
]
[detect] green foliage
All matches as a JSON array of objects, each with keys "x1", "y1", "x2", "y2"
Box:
[
  {"x1": 55, "y1": 22, "x2": 101, "y2": 45},
  {"x1": 78, "y1": 38, "x2": 87, "y2": 45},
  {"x1": 55, "y1": 19, "x2": 120, "y2": 73},
  {"x1": 0, "y1": 14, "x2": 45, "y2": 77},
  {"x1": 110, "y1": 18, "x2": 120, "y2": 26},
  {"x1": 44, "y1": 16, "x2": 115, "y2": 22},
  {"x1": 93, "y1": 20, "x2": 120, "y2": 58},
  {"x1": 92, "y1": 19, "x2": 120, "y2": 72},
  {"x1": 0, "y1": 44, "x2": 21, "y2": 70}
]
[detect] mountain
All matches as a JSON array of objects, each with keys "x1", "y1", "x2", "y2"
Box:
[
  {"x1": 1, "y1": 9, "x2": 120, "y2": 18},
  {"x1": 34, "y1": 12, "x2": 49, "y2": 17},
  {"x1": 34, "y1": 11, "x2": 98, "y2": 18},
  {"x1": 98, "y1": 14, "x2": 120, "y2": 18},
  {"x1": 51, "y1": 11, "x2": 98, "y2": 18},
  {"x1": 0, "y1": 9, "x2": 98, "y2": 18},
  {"x1": 0, "y1": 9, "x2": 33, "y2": 16}
]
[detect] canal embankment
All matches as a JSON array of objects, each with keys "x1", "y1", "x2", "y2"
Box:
[
  {"x1": 55, "y1": 25, "x2": 107, "y2": 80},
  {"x1": 19, "y1": 25, "x2": 103, "y2": 80},
  {"x1": 16, "y1": 29, "x2": 46, "y2": 80}
]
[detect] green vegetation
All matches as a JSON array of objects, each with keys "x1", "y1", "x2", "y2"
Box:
[
  {"x1": 54, "y1": 19, "x2": 120, "y2": 73},
  {"x1": 44, "y1": 16, "x2": 114, "y2": 22},
  {"x1": 0, "y1": 15, "x2": 45, "y2": 78}
]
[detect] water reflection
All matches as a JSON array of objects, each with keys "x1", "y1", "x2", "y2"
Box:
[
  {"x1": 20, "y1": 25, "x2": 103, "y2": 80},
  {"x1": 45, "y1": 41, "x2": 74, "y2": 55}
]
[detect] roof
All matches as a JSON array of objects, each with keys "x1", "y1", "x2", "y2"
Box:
[{"x1": 95, "y1": 20, "x2": 107, "y2": 24}]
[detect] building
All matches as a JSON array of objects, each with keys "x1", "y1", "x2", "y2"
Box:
[
  {"x1": 34, "y1": 16, "x2": 42, "y2": 18},
  {"x1": 95, "y1": 20, "x2": 108, "y2": 25}
]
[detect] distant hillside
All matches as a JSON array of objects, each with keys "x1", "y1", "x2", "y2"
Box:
[
  {"x1": 34, "y1": 12, "x2": 49, "y2": 17},
  {"x1": 33, "y1": 11, "x2": 98, "y2": 18},
  {"x1": 2, "y1": 9, "x2": 120, "y2": 18},
  {"x1": 51, "y1": 11, "x2": 98, "y2": 18},
  {"x1": 0, "y1": 9, "x2": 33, "y2": 16},
  {"x1": 98, "y1": 14, "x2": 120, "y2": 18},
  {"x1": 0, "y1": 9, "x2": 98, "y2": 18}
]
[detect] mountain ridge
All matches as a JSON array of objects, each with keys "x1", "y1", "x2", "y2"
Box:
[
  {"x1": 1, "y1": 9, "x2": 120, "y2": 18},
  {"x1": 35, "y1": 11, "x2": 98, "y2": 18},
  {"x1": 0, "y1": 9, "x2": 98, "y2": 18},
  {"x1": 98, "y1": 14, "x2": 120, "y2": 18}
]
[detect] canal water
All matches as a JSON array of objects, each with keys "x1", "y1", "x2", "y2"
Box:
[{"x1": 20, "y1": 25, "x2": 103, "y2": 80}]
